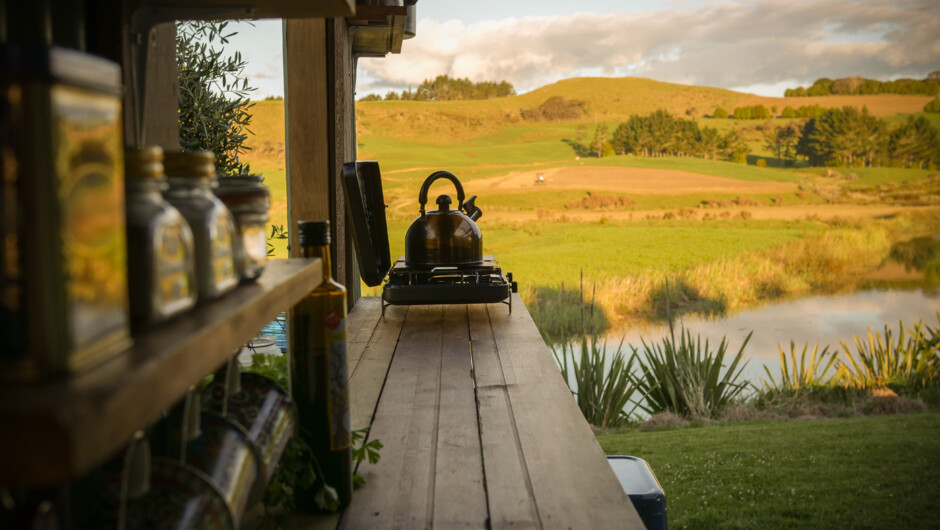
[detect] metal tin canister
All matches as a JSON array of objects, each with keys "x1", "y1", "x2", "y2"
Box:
[
  {"x1": 0, "y1": 44, "x2": 131, "y2": 379},
  {"x1": 156, "y1": 412, "x2": 262, "y2": 528},
  {"x1": 203, "y1": 371, "x2": 298, "y2": 498},
  {"x1": 162, "y1": 151, "x2": 238, "y2": 302},
  {"x1": 125, "y1": 147, "x2": 197, "y2": 331},
  {"x1": 214, "y1": 175, "x2": 271, "y2": 282},
  {"x1": 90, "y1": 457, "x2": 235, "y2": 530}
]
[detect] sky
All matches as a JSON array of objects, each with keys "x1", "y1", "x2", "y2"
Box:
[{"x1": 224, "y1": 0, "x2": 940, "y2": 99}]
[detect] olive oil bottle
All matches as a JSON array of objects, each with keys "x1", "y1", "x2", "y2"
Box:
[{"x1": 289, "y1": 220, "x2": 352, "y2": 512}]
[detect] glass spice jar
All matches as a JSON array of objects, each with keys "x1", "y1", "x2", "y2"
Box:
[
  {"x1": 214, "y1": 175, "x2": 271, "y2": 281},
  {"x1": 162, "y1": 151, "x2": 238, "y2": 302},
  {"x1": 124, "y1": 147, "x2": 197, "y2": 331},
  {"x1": 1, "y1": 43, "x2": 131, "y2": 379}
]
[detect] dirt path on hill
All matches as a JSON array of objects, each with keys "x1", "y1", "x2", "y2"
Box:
[
  {"x1": 481, "y1": 204, "x2": 939, "y2": 224},
  {"x1": 471, "y1": 166, "x2": 796, "y2": 194}
]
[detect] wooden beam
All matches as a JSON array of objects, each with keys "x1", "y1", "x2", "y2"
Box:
[
  {"x1": 284, "y1": 18, "x2": 330, "y2": 257},
  {"x1": 327, "y1": 18, "x2": 352, "y2": 296},
  {"x1": 141, "y1": 22, "x2": 179, "y2": 149}
]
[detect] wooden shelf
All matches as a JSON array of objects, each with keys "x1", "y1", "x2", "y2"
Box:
[
  {"x1": 348, "y1": 5, "x2": 407, "y2": 56},
  {"x1": 132, "y1": 0, "x2": 355, "y2": 19},
  {"x1": 0, "y1": 259, "x2": 322, "y2": 487}
]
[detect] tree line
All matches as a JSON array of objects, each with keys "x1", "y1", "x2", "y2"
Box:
[
  {"x1": 576, "y1": 107, "x2": 939, "y2": 170},
  {"x1": 714, "y1": 104, "x2": 826, "y2": 120},
  {"x1": 575, "y1": 110, "x2": 749, "y2": 162},
  {"x1": 793, "y1": 107, "x2": 939, "y2": 169},
  {"x1": 785, "y1": 73, "x2": 940, "y2": 97},
  {"x1": 358, "y1": 75, "x2": 515, "y2": 102}
]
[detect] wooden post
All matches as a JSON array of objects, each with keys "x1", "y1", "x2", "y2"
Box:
[
  {"x1": 140, "y1": 22, "x2": 179, "y2": 149},
  {"x1": 284, "y1": 18, "x2": 331, "y2": 258},
  {"x1": 328, "y1": 17, "x2": 362, "y2": 306},
  {"x1": 284, "y1": 17, "x2": 361, "y2": 306}
]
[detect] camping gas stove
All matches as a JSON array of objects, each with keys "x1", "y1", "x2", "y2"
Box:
[
  {"x1": 341, "y1": 161, "x2": 518, "y2": 315},
  {"x1": 382, "y1": 256, "x2": 517, "y2": 314}
]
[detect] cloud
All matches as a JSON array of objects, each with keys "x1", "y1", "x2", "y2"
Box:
[{"x1": 357, "y1": 0, "x2": 940, "y2": 96}]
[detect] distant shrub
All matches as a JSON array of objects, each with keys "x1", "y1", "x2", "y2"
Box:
[
  {"x1": 756, "y1": 158, "x2": 767, "y2": 168},
  {"x1": 713, "y1": 106, "x2": 729, "y2": 119},
  {"x1": 568, "y1": 191, "x2": 635, "y2": 210},
  {"x1": 925, "y1": 97, "x2": 940, "y2": 113},
  {"x1": 521, "y1": 96, "x2": 587, "y2": 121},
  {"x1": 602, "y1": 141, "x2": 616, "y2": 157},
  {"x1": 527, "y1": 284, "x2": 608, "y2": 346}
]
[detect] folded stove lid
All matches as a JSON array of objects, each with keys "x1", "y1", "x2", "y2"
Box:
[{"x1": 341, "y1": 161, "x2": 392, "y2": 287}]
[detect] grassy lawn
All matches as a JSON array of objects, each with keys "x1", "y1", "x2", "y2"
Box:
[
  {"x1": 597, "y1": 412, "x2": 940, "y2": 529},
  {"x1": 375, "y1": 219, "x2": 817, "y2": 288}
]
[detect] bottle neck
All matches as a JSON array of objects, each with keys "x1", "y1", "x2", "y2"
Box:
[{"x1": 301, "y1": 244, "x2": 333, "y2": 281}]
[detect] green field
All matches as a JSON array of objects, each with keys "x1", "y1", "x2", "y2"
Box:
[
  {"x1": 248, "y1": 77, "x2": 940, "y2": 323},
  {"x1": 597, "y1": 412, "x2": 940, "y2": 529}
]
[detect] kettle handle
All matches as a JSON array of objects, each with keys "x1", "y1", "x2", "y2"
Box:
[{"x1": 418, "y1": 171, "x2": 465, "y2": 215}]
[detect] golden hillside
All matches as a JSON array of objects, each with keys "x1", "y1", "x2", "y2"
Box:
[{"x1": 243, "y1": 76, "x2": 934, "y2": 160}]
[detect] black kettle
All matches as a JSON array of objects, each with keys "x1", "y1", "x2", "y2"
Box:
[{"x1": 405, "y1": 171, "x2": 483, "y2": 267}]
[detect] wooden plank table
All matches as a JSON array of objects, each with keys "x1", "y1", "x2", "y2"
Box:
[{"x1": 293, "y1": 295, "x2": 644, "y2": 529}]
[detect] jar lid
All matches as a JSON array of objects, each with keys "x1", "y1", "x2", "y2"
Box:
[
  {"x1": 125, "y1": 146, "x2": 164, "y2": 179},
  {"x1": 163, "y1": 151, "x2": 216, "y2": 178},
  {"x1": 215, "y1": 175, "x2": 268, "y2": 195}
]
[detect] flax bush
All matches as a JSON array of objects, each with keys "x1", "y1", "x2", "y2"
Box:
[
  {"x1": 761, "y1": 341, "x2": 838, "y2": 392},
  {"x1": 837, "y1": 316, "x2": 940, "y2": 393},
  {"x1": 632, "y1": 327, "x2": 752, "y2": 420},
  {"x1": 553, "y1": 333, "x2": 641, "y2": 428}
]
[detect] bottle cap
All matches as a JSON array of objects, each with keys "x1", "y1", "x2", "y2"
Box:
[
  {"x1": 125, "y1": 146, "x2": 164, "y2": 179},
  {"x1": 298, "y1": 220, "x2": 330, "y2": 247},
  {"x1": 163, "y1": 150, "x2": 216, "y2": 178}
]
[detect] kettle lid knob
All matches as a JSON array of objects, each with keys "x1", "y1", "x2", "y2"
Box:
[{"x1": 435, "y1": 194, "x2": 452, "y2": 210}]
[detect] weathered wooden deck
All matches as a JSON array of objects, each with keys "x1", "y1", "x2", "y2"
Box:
[{"x1": 294, "y1": 295, "x2": 644, "y2": 529}]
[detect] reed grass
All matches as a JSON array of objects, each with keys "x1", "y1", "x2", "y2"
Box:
[
  {"x1": 632, "y1": 327, "x2": 753, "y2": 420},
  {"x1": 593, "y1": 218, "x2": 925, "y2": 323},
  {"x1": 837, "y1": 315, "x2": 940, "y2": 393},
  {"x1": 552, "y1": 334, "x2": 640, "y2": 428},
  {"x1": 761, "y1": 342, "x2": 838, "y2": 392}
]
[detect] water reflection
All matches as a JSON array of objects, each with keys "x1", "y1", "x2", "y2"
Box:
[{"x1": 609, "y1": 289, "x2": 940, "y2": 384}]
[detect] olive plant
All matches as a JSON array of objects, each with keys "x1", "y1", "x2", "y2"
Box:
[{"x1": 176, "y1": 21, "x2": 255, "y2": 175}]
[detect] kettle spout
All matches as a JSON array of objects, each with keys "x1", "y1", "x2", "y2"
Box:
[{"x1": 463, "y1": 195, "x2": 483, "y2": 221}]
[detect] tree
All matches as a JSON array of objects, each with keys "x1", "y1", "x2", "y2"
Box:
[
  {"x1": 177, "y1": 21, "x2": 256, "y2": 175},
  {"x1": 889, "y1": 116, "x2": 940, "y2": 169},
  {"x1": 733, "y1": 106, "x2": 752, "y2": 119},
  {"x1": 720, "y1": 129, "x2": 748, "y2": 163},
  {"x1": 575, "y1": 124, "x2": 587, "y2": 144},
  {"x1": 925, "y1": 97, "x2": 940, "y2": 113},
  {"x1": 713, "y1": 107, "x2": 728, "y2": 119},
  {"x1": 591, "y1": 123, "x2": 610, "y2": 157},
  {"x1": 696, "y1": 126, "x2": 721, "y2": 160}
]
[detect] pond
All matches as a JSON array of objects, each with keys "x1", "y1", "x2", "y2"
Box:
[
  {"x1": 606, "y1": 288, "x2": 940, "y2": 385},
  {"x1": 601, "y1": 234, "x2": 940, "y2": 385}
]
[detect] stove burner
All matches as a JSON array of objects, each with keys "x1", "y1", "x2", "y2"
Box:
[{"x1": 382, "y1": 256, "x2": 517, "y2": 315}]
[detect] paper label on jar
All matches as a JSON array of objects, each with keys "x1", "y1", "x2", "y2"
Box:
[
  {"x1": 209, "y1": 210, "x2": 237, "y2": 290},
  {"x1": 155, "y1": 222, "x2": 193, "y2": 312},
  {"x1": 241, "y1": 225, "x2": 268, "y2": 268},
  {"x1": 52, "y1": 85, "x2": 128, "y2": 352},
  {"x1": 325, "y1": 312, "x2": 350, "y2": 451}
]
